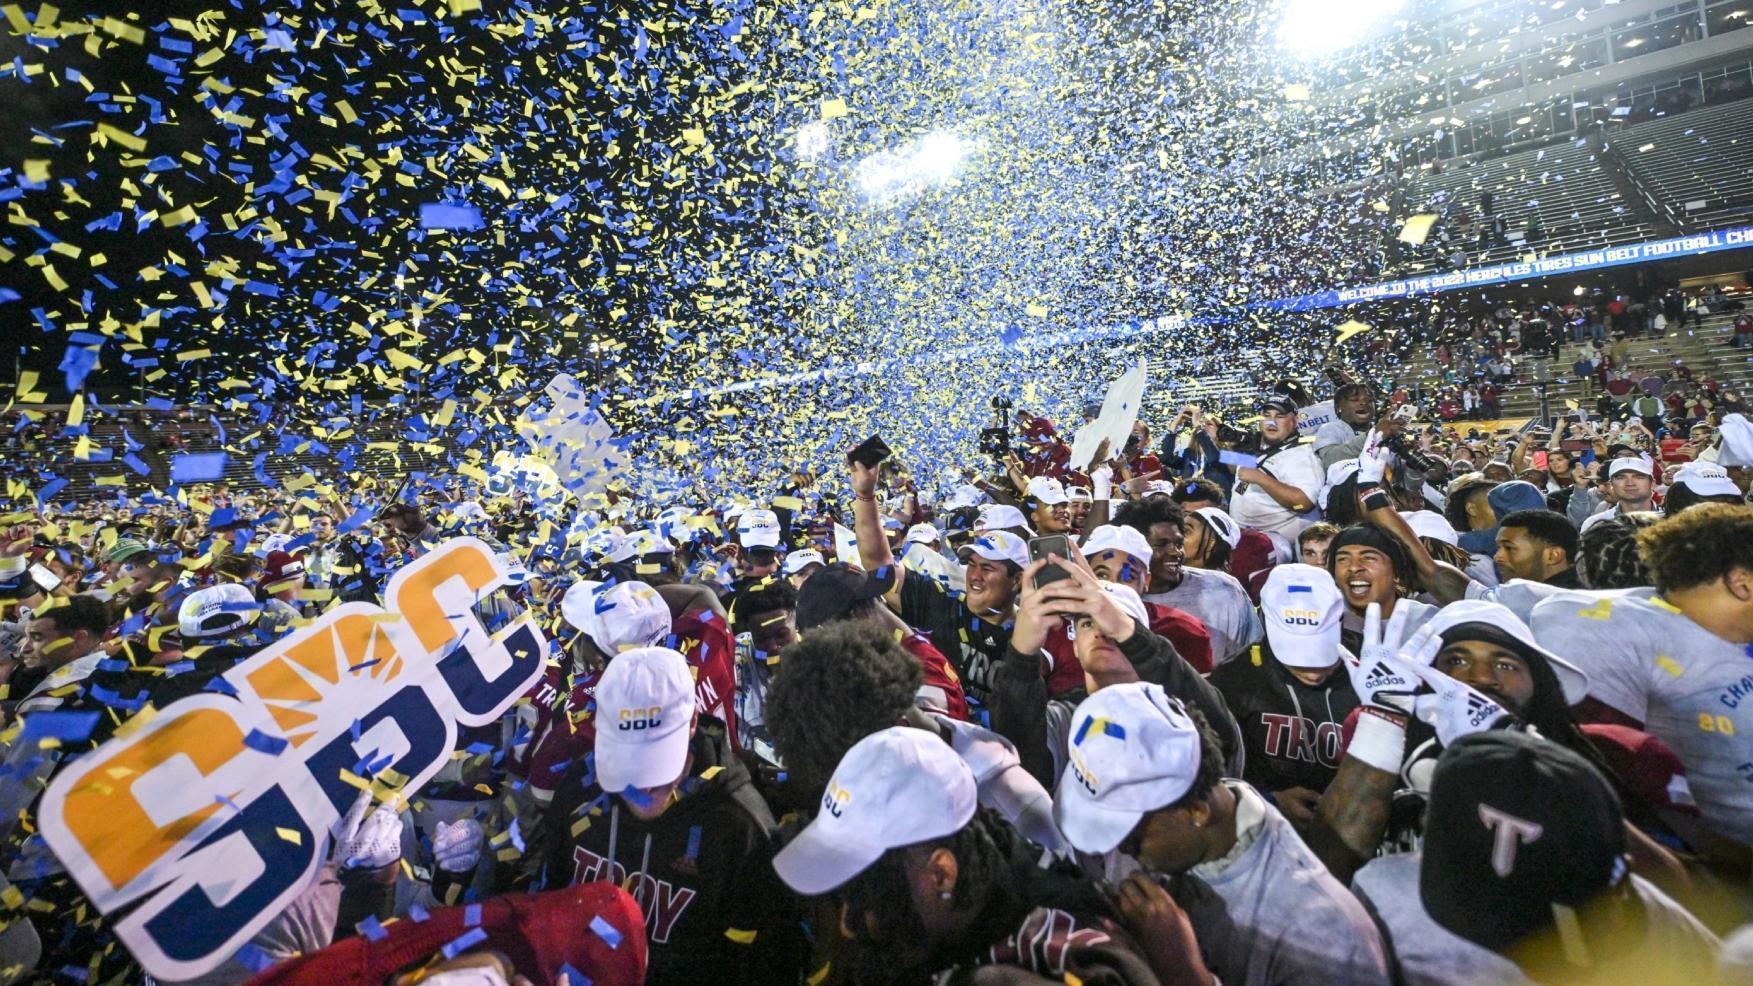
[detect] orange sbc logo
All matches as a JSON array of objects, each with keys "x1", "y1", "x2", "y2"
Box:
[
  {"x1": 37, "y1": 539, "x2": 547, "y2": 981},
  {"x1": 618, "y1": 705, "x2": 665, "y2": 731},
  {"x1": 1280, "y1": 608, "x2": 1322, "y2": 627}
]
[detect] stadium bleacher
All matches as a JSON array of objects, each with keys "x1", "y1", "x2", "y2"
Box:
[{"x1": 1615, "y1": 98, "x2": 1753, "y2": 232}]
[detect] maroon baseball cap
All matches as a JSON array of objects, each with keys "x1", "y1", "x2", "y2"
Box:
[{"x1": 261, "y1": 550, "x2": 306, "y2": 591}]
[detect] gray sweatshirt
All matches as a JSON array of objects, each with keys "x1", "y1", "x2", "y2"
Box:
[{"x1": 1176, "y1": 782, "x2": 1391, "y2": 986}]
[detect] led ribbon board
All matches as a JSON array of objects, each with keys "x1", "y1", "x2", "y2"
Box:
[
  {"x1": 1263, "y1": 226, "x2": 1753, "y2": 313},
  {"x1": 39, "y1": 538, "x2": 547, "y2": 980}
]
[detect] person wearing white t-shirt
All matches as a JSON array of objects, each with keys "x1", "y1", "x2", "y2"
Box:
[{"x1": 1230, "y1": 395, "x2": 1324, "y2": 543}]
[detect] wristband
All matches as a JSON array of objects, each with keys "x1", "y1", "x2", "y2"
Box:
[
  {"x1": 854, "y1": 492, "x2": 877, "y2": 502},
  {"x1": 1346, "y1": 707, "x2": 1408, "y2": 774}
]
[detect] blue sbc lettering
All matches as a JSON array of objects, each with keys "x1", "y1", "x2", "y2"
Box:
[
  {"x1": 301, "y1": 686, "x2": 453, "y2": 817},
  {"x1": 438, "y1": 621, "x2": 546, "y2": 720},
  {"x1": 129, "y1": 786, "x2": 318, "y2": 966}
]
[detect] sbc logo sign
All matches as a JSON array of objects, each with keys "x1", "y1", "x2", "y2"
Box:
[{"x1": 39, "y1": 539, "x2": 546, "y2": 981}]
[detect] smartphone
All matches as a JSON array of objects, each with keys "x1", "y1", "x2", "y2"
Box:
[
  {"x1": 1029, "y1": 534, "x2": 1075, "y2": 589},
  {"x1": 1393, "y1": 404, "x2": 1416, "y2": 422},
  {"x1": 846, "y1": 434, "x2": 892, "y2": 470},
  {"x1": 28, "y1": 564, "x2": 58, "y2": 593},
  {"x1": 1218, "y1": 449, "x2": 1258, "y2": 469}
]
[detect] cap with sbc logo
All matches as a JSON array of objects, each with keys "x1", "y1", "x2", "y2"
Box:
[
  {"x1": 773, "y1": 726, "x2": 976, "y2": 896},
  {"x1": 1260, "y1": 563, "x2": 1345, "y2": 670},
  {"x1": 1052, "y1": 682, "x2": 1204, "y2": 854},
  {"x1": 592, "y1": 646, "x2": 696, "y2": 794}
]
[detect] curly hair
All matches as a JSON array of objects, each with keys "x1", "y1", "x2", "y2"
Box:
[
  {"x1": 1170, "y1": 476, "x2": 1227, "y2": 508},
  {"x1": 1444, "y1": 476, "x2": 1497, "y2": 534},
  {"x1": 731, "y1": 576, "x2": 797, "y2": 635},
  {"x1": 836, "y1": 810, "x2": 1010, "y2": 985},
  {"x1": 1576, "y1": 512, "x2": 1660, "y2": 590},
  {"x1": 1637, "y1": 504, "x2": 1753, "y2": 594},
  {"x1": 1113, "y1": 494, "x2": 1187, "y2": 538},
  {"x1": 1165, "y1": 705, "x2": 1227, "y2": 811},
  {"x1": 764, "y1": 621, "x2": 923, "y2": 797}
]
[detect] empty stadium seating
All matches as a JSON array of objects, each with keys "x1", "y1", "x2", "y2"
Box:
[{"x1": 1615, "y1": 98, "x2": 1753, "y2": 232}]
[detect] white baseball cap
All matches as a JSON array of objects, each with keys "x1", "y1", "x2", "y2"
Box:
[
  {"x1": 783, "y1": 548, "x2": 825, "y2": 576},
  {"x1": 1066, "y1": 485, "x2": 1094, "y2": 503},
  {"x1": 1608, "y1": 456, "x2": 1653, "y2": 479},
  {"x1": 974, "y1": 504, "x2": 1033, "y2": 534},
  {"x1": 1026, "y1": 476, "x2": 1069, "y2": 506},
  {"x1": 1260, "y1": 564, "x2": 1344, "y2": 669},
  {"x1": 1144, "y1": 480, "x2": 1176, "y2": 497},
  {"x1": 738, "y1": 508, "x2": 783, "y2": 549},
  {"x1": 178, "y1": 583, "x2": 262, "y2": 638},
  {"x1": 958, "y1": 530, "x2": 1029, "y2": 569},
  {"x1": 946, "y1": 483, "x2": 988, "y2": 509},
  {"x1": 1401, "y1": 510, "x2": 1459, "y2": 546},
  {"x1": 1719, "y1": 413, "x2": 1753, "y2": 469},
  {"x1": 1052, "y1": 683, "x2": 1205, "y2": 854},
  {"x1": 1100, "y1": 581, "x2": 1150, "y2": 628},
  {"x1": 1671, "y1": 461, "x2": 1740, "y2": 498},
  {"x1": 1319, "y1": 459, "x2": 1360, "y2": 511},
  {"x1": 903, "y1": 523, "x2": 941, "y2": 546},
  {"x1": 1080, "y1": 524, "x2": 1152, "y2": 566},
  {"x1": 773, "y1": 726, "x2": 977, "y2": 895},
  {"x1": 560, "y1": 580, "x2": 673, "y2": 656},
  {"x1": 1422, "y1": 599, "x2": 1590, "y2": 705},
  {"x1": 1191, "y1": 507, "x2": 1241, "y2": 550},
  {"x1": 593, "y1": 646, "x2": 697, "y2": 793}
]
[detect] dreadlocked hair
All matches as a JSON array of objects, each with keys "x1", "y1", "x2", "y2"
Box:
[
  {"x1": 731, "y1": 576, "x2": 797, "y2": 635},
  {"x1": 838, "y1": 810, "x2": 1011, "y2": 986},
  {"x1": 1576, "y1": 512, "x2": 1660, "y2": 589},
  {"x1": 764, "y1": 620, "x2": 922, "y2": 797},
  {"x1": 1416, "y1": 538, "x2": 1476, "y2": 593}
]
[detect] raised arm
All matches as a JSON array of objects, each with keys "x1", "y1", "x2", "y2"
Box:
[{"x1": 849, "y1": 459, "x2": 902, "y2": 605}]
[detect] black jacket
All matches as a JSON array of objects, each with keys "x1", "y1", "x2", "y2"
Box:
[
  {"x1": 1208, "y1": 642, "x2": 1360, "y2": 796},
  {"x1": 541, "y1": 716, "x2": 800, "y2": 985},
  {"x1": 991, "y1": 619, "x2": 1243, "y2": 790}
]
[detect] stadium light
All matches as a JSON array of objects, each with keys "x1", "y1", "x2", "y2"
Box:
[
  {"x1": 854, "y1": 129, "x2": 977, "y2": 203},
  {"x1": 1276, "y1": 0, "x2": 1404, "y2": 58}
]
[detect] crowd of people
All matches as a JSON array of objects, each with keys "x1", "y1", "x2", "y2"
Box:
[{"x1": 5, "y1": 365, "x2": 1753, "y2": 985}]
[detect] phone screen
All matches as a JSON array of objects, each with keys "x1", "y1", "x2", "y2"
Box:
[{"x1": 1028, "y1": 535, "x2": 1075, "y2": 589}]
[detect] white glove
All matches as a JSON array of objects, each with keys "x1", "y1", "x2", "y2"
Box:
[
  {"x1": 1399, "y1": 656, "x2": 1512, "y2": 746},
  {"x1": 1346, "y1": 603, "x2": 1424, "y2": 713},
  {"x1": 1091, "y1": 464, "x2": 1114, "y2": 502},
  {"x1": 432, "y1": 818, "x2": 484, "y2": 874},
  {"x1": 1356, "y1": 428, "x2": 1389, "y2": 484},
  {"x1": 332, "y1": 789, "x2": 403, "y2": 871}
]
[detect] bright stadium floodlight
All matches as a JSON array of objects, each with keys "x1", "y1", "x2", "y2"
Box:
[
  {"x1": 1276, "y1": 0, "x2": 1405, "y2": 58},
  {"x1": 854, "y1": 129, "x2": 976, "y2": 203}
]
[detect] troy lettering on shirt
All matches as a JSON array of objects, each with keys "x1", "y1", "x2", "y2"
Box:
[
  {"x1": 953, "y1": 640, "x2": 996, "y2": 703},
  {"x1": 1260, "y1": 713, "x2": 1341, "y2": 767},
  {"x1": 573, "y1": 846, "x2": 697, "y2": 944}
]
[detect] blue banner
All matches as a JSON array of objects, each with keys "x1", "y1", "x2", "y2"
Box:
[{"x1": 1262, "y1": 226, "x2": 1753, "y2": 312}]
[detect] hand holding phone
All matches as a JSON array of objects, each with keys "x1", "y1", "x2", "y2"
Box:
[
  {"x1": 1029, "y1": 535, "x2": 1076, "y2": 589},
  {"x1": 846, "y1": 435, "x2": 892, "y2": 471}
]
